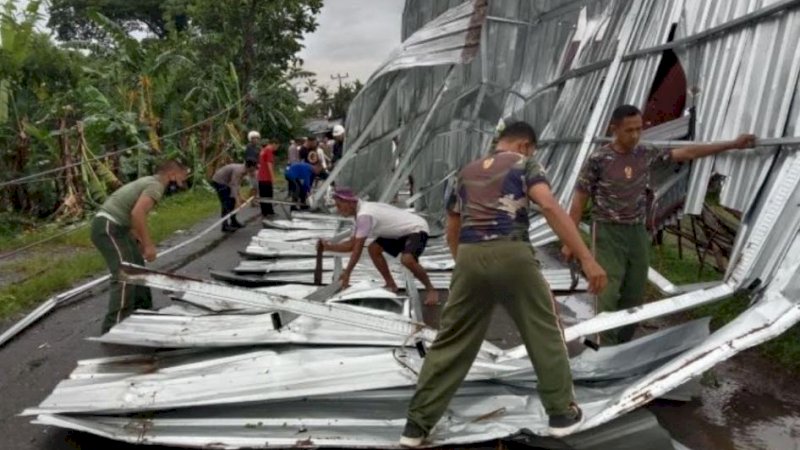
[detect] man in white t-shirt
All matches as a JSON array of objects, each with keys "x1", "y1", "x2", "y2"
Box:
[{"x1": 320, "y1": 187, "x2": 438, "y2": 305}]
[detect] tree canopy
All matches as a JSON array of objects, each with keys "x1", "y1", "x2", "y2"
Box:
[{"x1": 1, "y1": 0, "x2": 331, "y2": 222}]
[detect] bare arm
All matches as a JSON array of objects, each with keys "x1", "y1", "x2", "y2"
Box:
[
  {"x1": 529, "y1": 183, "x2": 607, "y2": 294},
  {"x1": 131, "y1": 194, "x2": 157, "y2": 261},
  {"x1": 323, "y1": 237, "x2": 356, "y2": 253},
  {"x1": 671, "y1": 134, "x2": 756, "y2": 163},
  {"x1": 342, "y1": 237, "x2": 367, "y2": 277},
  {"x1": 446, "y1": 211, "x2": 461, "y2": 259},
  {"x1": 568, "y1": 189, "x2": 589, "y2": 227}
]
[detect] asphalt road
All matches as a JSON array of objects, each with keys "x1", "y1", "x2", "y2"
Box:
[{"x1": 0, "y1": 206, "x2": 263, "y2": 450}]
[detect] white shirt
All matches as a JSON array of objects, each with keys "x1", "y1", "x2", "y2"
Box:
[
  {"x1": 354, "y1": 201, "x2": 429, "y2": 239},
  {"x1": 316, "y1": 148, "x2": 329, "y2": 170}
]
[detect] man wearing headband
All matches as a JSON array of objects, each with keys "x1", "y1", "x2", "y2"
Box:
[{"x1": 319, "y1": 188, "x2": 439, "y2": 306}]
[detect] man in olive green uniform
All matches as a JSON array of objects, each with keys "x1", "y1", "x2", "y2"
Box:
[
  {"x1": 91, "y1": 160, "x2": 188, "y2": 333},
  {"x1": 564, "y1": 104, "x2": 755, "y2": 345},
  {"x1": 400, "y1": 122, "x2": 607, "y2": 447}
]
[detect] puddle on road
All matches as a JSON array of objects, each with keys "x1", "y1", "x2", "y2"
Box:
[
  {"x1": 733, "y1": 415, "x2": 800, "y2": 450},
  {"x1": 651, "y1": 351, "x2": 800, "y2": 450}
]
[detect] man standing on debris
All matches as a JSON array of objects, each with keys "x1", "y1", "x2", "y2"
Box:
[
  {"x1": 400, "y1": 122, "x2": 607, "y2": 447},
  {"x1": 211, "y1": 160, "x2": 257, "y2": 232},
  {"x1": 320, "y1": 188, "x2": 439, "y2": 306},
  {"x1": 91, "y1": 160, "x2": 189, "y2": 333},
  {"x1": 564, "y1": 104, "x2": 756, "y2": 345},
  {"x1": 258, "y1": 139, "x2": 277, "y2": 217}
]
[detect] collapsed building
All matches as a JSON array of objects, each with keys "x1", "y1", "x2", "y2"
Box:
[{"x1": 24, "y1": 0, "x2": 800, "y2": 448}]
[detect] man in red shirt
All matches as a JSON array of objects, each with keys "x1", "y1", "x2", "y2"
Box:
[{"x1": 258, "y1": 139, "x2": 277, "y2": 217}]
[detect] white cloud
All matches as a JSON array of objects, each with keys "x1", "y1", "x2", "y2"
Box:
[{"x1": 297, "y1": 0, "x2": 405, "y2": 90}]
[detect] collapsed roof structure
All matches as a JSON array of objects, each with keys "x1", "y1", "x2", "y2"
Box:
[{"x1": 25, "y1": 0, "x2": 800, "y2": 448}]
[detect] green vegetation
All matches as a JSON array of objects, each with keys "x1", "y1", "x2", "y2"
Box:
[
  {"x1": 649, "y1": 230, "x2": 800, "y2": 373},
  {"x1": 0, "y1": 189, "x2": 217, "y2": 319},
  {"x1": 1, "y1": 0, "x2": 325, "y2": 222}
]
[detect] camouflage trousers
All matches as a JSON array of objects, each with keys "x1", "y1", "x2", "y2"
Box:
[
  {"x1": 406, "y1": 240, "x2": 575, "y2": 434},
  {"x1": 593, "y1": 221, "x2": 650, "y2": 345},
  {"x1": 90, "y1": 216, "x2": 153, "y2": 333}
]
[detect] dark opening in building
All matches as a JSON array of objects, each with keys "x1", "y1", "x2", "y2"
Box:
[{"x1": 642, "y1": 24, "x2": 687, "y2": 129}]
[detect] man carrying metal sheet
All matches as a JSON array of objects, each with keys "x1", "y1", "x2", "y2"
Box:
[
  {"x1": 563, "y1": 104, "x2": 755, "y2": 345},
  {"x1": 400, "y1": 122, "x2": 607, "y2": 446},
  {"x1": 91, "y1": 160, "x2": 189, "y2": 333},
  {"x1": 320, "y1": 188, "x2": 439, "y2": 306}
]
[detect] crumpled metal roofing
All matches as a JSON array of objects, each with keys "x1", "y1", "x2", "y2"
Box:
[{"x1": 26, "y1": 1, "x2": 800, "y2": 448}]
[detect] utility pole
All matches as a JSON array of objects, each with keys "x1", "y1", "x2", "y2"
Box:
[{"x1": 330, "y1": 72, "x2": 350, "y2": 90}]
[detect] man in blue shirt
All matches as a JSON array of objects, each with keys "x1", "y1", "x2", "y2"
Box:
[{"x1": 284, "y1": 161, "x2": 317, "y2": 210}]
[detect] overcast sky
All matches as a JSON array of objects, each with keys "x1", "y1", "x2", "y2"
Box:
[
  {"x1": 298, "y1": 1, "x2": 405, "y2": 90},
  {"x1": 14, "y1": 0, "x2": 404, "y2": 95}
]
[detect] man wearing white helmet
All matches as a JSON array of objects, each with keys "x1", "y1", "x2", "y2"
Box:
[
  {"x1": 332, "y1": 125, "x2": 345, "y2": 165},
  {"x1": 245, "y1": 131, "x2": 261, "y2": 165},
  {"x1": 244, "y1": 131, "x2": 261, "y2": 201}
]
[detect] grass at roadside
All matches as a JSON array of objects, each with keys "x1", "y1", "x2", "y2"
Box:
[
  {"x1": 649, "y1": 231, "x2": 800, "y2": 373},
  {"x1": 0, "y1": 189, "x2": 218, "y2": 320}
]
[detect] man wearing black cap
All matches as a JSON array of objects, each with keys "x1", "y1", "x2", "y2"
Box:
[{"x1": 319, "y1": 188, "x2": 438, "y2": 306}]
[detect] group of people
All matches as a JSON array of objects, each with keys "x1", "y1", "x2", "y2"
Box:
[
  {"x1": 284, "y1": 125, "x2": 346, "y2": 208},
  {"x1": 207, "y1": 125, "x2": 347, "y2": 227},
  {"x1": 87, "y1": 103, "x2": 755, "y2": 445}
]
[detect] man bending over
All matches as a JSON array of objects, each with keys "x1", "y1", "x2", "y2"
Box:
[{"x1": 320, "y1": 188, "x2": 439, "y2": 305}]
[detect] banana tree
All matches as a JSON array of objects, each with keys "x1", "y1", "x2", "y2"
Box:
[{"x1": 0, "y1": 0, "x2": 41, "y2": 125}]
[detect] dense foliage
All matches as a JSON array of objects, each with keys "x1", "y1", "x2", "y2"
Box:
[{"x1": 0, "y1": 0, "x2": 325, "y2": 226}]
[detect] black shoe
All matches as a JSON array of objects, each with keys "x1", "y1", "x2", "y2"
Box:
[
  {"x1": 548, "y1": 403, "x2": 583, "y2": 437},
  {"x1": 399, "y1": 420, "x2": 427, "y2": 448},
  {"x1": 229, "y1": 221, "x2": 244, "y2": 229},
  {"x1": 221, "y1": 224, "x2": 236, "y2": 233}
]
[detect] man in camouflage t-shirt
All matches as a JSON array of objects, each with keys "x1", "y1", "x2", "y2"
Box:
[
  {"x1": 565, "y1": 104, "x2": 755, "y2": 345},
  {"x1": 401, "y1": 122, "x2": 607, "y2": 447}
]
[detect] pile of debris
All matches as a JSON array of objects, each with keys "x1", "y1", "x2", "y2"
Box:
[{"x1": 25, "y1": 211, "x2": 712, "y2": 448}]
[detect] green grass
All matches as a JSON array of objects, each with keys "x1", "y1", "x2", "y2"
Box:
[
  {"x1": 649, "y1": 229, "x2": 800, "y2": 373},
  {"x1": 0, "y1": 189, "x2": 219, "y2": 320}
]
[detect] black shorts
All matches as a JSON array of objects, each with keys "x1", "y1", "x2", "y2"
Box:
[{"x1": 375, "y1": 232, "x2": 429, "y2": 260}]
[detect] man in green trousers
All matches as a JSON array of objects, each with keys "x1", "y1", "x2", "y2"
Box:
[
  {"x1": 90, "y1": 160, "x2": 188, "y2": 333},
  {"x1": 400, "y1": 122, "x2": 607, "y2": 447},
  {"x1": 564, "y1": 104, "x2": 755, "y2": 345}
]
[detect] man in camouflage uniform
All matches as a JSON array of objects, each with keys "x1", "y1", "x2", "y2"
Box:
[
  {"x1": 400, "y1": 122, "x2": 607, "y2": 447},
  {"x1": 564, "y1": 104, "x2": 755, "y2": 345}
]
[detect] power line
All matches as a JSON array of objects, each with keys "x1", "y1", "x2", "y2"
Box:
[
  {"x1": 330, "y1": 72, "x2": 350, "y2": 90},
  {"x1": 0, "y1": 99, "x2": 244, "y2": 189}
]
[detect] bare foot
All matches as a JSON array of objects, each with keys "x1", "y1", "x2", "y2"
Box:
[
  {"x1": 384, "y1": 284, "x2": 399, "y2": 293},
  {"x1": 424, "y1": 290, "x2": 439, "y2": 306}
]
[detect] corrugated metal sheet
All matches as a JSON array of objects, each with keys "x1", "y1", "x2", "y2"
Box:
[
  {"x1": 683, "y1": 0, "x2": 800, "y2": 214},
  {"x1": 26, "y1": 317, "x2": 710, "y2": 415}
]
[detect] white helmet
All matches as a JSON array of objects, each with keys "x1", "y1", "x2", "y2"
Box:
[
  {"x1": 332, "y1": 125, "x2": 345, "y2": 137},
  {"x1": 247, "y1": 130, "x2": 261, "y2": 141}
]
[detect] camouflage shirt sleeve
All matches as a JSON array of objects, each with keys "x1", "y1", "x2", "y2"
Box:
[
  {"x1": 576, "y1": 153, "x2": 599, "y2": 194},
  {"x1": 524, "y1": 157, "x2": 550, "y2": 189},
  {"x1": 445, "y1": 176, "x2": 462, "y2": 215},
  {"x1": 645, "y1": 144, "x2": 672, "y2": 167}
]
